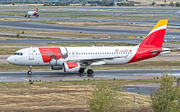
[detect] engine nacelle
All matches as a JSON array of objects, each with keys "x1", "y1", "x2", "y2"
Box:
[
  {"x1": 50, "y1": 66, "x2": 62, "y2": 70},
  {"x1": 63, "y1": 62, "x2": 80, "y2": 72}
]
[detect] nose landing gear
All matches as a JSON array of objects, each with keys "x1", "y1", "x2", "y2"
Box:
[{"x1": 27, "y1": 66, "x2": 32, "y2": 75}]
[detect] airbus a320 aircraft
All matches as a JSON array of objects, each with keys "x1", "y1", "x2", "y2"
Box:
[
  {"x1": 7, "y1": 20, "x2": 170, "y2": 75},
  {"x1": 24, "y1": 7, "x2": 39, "y2": 18}
]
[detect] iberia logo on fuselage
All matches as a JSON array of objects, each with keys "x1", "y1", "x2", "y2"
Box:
[
  {"x1": 116, "y1": 49, "x2": 132, "y2": 52},
  {"x1": 39, "y1": 48, "x2": 62, "y2": 63}
]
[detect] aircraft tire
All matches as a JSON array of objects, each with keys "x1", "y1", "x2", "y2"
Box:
[
  {"x1": 87, "y1": 69, "x2": 93, "y2": 75},
  {"x1": 79, "y1": 68, "x2": 85, "y2": 73},
  {"x1": 27, "y1": 71, "x2": 32, "y2": 75}
]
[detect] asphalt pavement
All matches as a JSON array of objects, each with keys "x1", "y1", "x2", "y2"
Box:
[{"x1": 0, "y1": 21, "x2": 180, "y2": 38}]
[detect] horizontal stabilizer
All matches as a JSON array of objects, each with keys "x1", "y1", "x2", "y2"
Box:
[{"x1": 150, "y1": 50, "x2": 171, "y2": 54}]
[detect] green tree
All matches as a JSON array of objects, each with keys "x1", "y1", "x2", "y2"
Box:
[
  {"x1": 169, "y1": 1, "x2": 174, "y2": 6},
  {"x1": 82, "y1": 2, "x2": 86, "y2": 6},
  {"x1": 150, "y1": 71, "x2": 180, "y2": 112},
  {"x1": 86, "y1": 81, "x2": 124, "y2": 112},
  {"x1": 151, "y1": 2, "x2": 155, "y2": 6},
  {"x1": 175, "y1": 2, "x2": 180, "y2": 7}
]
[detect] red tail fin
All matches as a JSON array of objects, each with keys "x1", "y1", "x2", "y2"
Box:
[
  {"x1": 36, "y1": 7, "x2": 38, "y2": 12},
  {"x1": 140, "y1": 20, "x2": 168, "y2": 48}
]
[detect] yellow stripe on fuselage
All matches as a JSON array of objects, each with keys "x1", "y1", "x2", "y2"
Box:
[{"x1": 151, "y1": 20, "x2": 168, "y2": 32}]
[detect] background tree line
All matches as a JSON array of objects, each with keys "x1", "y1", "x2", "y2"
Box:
[
  {"x1": 0, "y1": 0, "x2": 133, "y2": 7},
  {"x1": 151, "y1": 1, "x2": 180, "y2": 7}
]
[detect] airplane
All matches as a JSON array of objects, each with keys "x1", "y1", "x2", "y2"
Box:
[
  {"x1": 24, "y1": 7, "x2": 39, "y2": 18},
  {"x1": 7, "y1": 20, "x2": 170, "y2": 75}
]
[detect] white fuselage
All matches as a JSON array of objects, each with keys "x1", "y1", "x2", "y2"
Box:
[
  {"x1": 27, "y1": 11, "x2": 36, "y2": 16},
  {"x1": 7, "y1": 46, "x2": 138, "y2": 66}
]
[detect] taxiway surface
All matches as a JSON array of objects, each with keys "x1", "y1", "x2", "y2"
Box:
[
  {"x1": 0, "y1": 70, "x2": 178, "y2": 95},
  {"x1": 0, "y1": 69, "x2": 179, "y2": 82},
  {"x1": 0, "y1": 21, "x2": 179, "y2": 38}
]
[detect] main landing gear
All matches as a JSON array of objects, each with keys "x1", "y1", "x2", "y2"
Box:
[
  {"x1": 79, "y1": 68, "x2": 94, "y2": 75},
  {"x1": 79, "y1": 68, "x2": 85, "y2": 73},
  {"x1": 27, "y1": 66, "x2": 32, "y2": 75},
  {"x1": 87, "y1": 69, "x2": 94, "y2": 77},
  {"x1": 87, "y1": 69, "x2": 94, "y2": 75}
]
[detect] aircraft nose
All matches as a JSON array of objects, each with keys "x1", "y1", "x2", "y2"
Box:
[{"x1": 7, "y1": 56, "x2": 13, "y2": 64}]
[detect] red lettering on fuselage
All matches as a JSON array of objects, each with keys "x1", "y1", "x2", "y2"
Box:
[{"x1": 39, "y1": 48, "x2": 62, "y2": 63}]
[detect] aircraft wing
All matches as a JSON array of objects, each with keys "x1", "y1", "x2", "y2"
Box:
[{"x1": 67, "y1": 55, "x2": 128, "y2": 65}]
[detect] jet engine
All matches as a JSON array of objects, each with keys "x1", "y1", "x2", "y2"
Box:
[
  {"x1": 63, "y1": 62, "x2": 80, "y2": 72},
  {"x1": 24, "y1": 14, "x2": 27, "y2": 17},
  {"x1": 50, "y1": 66, "x2": 62, "y2": 70}
]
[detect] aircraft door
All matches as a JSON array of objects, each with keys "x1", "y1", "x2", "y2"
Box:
[
  {"x1": 60, "y1": 47, "x2": 68, "y2": 59},
  {"x1": 28, "y1": 49, "x2": 34, "y2": 60}
]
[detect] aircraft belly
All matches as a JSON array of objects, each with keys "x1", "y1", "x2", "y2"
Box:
[
  {"x1": 103, "y1": 53, "x2": 136, "y2": 65},
  {"x1": 104, "y1": 58, "x2": 127, "y2": 65}
]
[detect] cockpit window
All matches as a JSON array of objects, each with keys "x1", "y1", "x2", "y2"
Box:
[{"x1": 14, "y1": 52, "x2": 23, "y2": 56}]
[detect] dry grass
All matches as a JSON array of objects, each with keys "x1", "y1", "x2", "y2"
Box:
[
  {"x1": 92, "y1": 60, "x2": 180, "y2": 70},
  {"x1": 55, "y1": 21, "x2": 128, "y2": 27},
  {"x1": 0, "y1": 80, "x2": 153, "y2": 112},
  {"x1": 45, "y1": 21, "x2": 180, "y2": 32},
  {"x1": 0, "y1": 36, "x2": 41, "y2": 40},
  {"x1": 0, "y1": 82, "x2": 91, "y2": 112}
]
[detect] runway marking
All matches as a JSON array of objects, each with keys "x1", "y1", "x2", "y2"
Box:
[{"x1": 21, "y1": 78, "x2": 29, "y2": 81}]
